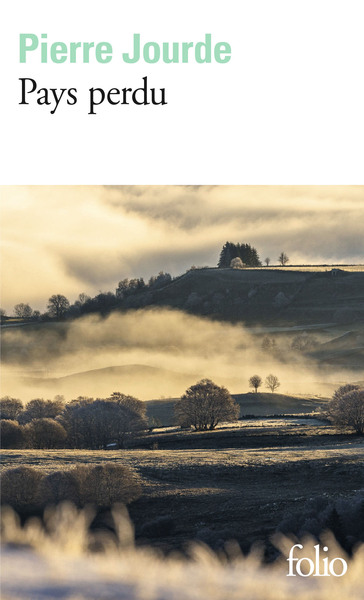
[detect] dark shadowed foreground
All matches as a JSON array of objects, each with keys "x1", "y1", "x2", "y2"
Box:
[
  {"x1": 1, "y1": 420, "x2": 363, "y2": 599},
  {"x1": 2, "y1": 426, "x2": 364, "y2": 556},
  {"x1": 1, "y1": 503, "x2": 364, "y2": 600}
]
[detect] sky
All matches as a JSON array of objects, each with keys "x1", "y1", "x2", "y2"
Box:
[{"x1": 1, "y1": 185, "x2": 363, "y2": 312}]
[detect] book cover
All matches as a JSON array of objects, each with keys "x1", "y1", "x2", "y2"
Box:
[{"x1": 1, "y1": 2, "x2": 363, "y2": 599}]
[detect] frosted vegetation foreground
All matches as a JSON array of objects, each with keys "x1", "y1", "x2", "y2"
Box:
[{"x1": 2, "y1": 503, "x2": 364, "y2": 600}]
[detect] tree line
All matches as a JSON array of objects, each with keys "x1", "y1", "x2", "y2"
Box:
[
  {"x1": 1, "y1": 242, "x2": 293, "y2": 322},
  {"x1": 1, "y1": 270, "x2": 174, "y2": 322},
  {"x1": 1, "y1": 380, "x2": 363, "y2": 450},
  {"x1": 0, "y1": 382, "x2": 238, "y2": 449},
  {"x1": 0, "y1": 393, "x2": 147, "y2": 450}
]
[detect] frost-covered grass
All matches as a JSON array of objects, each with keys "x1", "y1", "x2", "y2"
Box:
[
  {"x1": 1, "y1": 445, "x2": 361, "y2": 489},
  {"x1": 1, "y1": 503, "x2": 364, "y2": 600},
  {"x1": 152, "y1": 417, "x2": 329, "y2": 433},
  {"x1": 1, "y1": 437, "x2": 364, "y2": 472},
  {"x1": 1, "y1": 444, "x2": 363, "y2": 476}
]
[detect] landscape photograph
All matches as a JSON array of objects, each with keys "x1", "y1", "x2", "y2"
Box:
[{"x1": 1, "y1": 185, "x2": 364, "y2": 599}]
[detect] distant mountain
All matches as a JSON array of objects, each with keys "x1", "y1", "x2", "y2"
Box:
[
  {"x1": 21, "y1": 364, "x2": 201, "y2": 401},
  {"x1": 20, "y1": 364, "x2": 242, "y2": 402}
]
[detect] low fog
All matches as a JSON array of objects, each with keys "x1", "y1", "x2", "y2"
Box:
[{"x1": 1, "y1": 309, "x2": 358, "y2": 402}]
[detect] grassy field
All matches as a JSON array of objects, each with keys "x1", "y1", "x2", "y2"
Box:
[
  {"x1": 2, "y1": 421, "x2": 363, "y2": 555},
  {"x1": 146, "y1": 393, "x2": 328, "y2": 425}
]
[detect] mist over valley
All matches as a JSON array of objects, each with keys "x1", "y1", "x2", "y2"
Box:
[{"x1": 2, "y1": 266, "x2": 364, "y2": 401}]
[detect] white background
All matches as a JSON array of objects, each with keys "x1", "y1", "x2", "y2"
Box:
[{"x1": 1, "y1": 0, "x2": 363, "y2": 184}]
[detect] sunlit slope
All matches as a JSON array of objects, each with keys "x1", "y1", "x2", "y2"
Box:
[{"x1": 151, "y1": 268, "x2": 364, "y2": 325}]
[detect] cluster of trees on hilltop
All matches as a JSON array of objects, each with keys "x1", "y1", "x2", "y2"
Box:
[
  {"x1": 217, "y1": 243, "x2": 292, "y2": 268},
  {"x1": 218, "y1": 242, "x2": 262, "y2": 268},
  {"x1": 1, "y1": 242, "x2": 296, "y2": 324}
]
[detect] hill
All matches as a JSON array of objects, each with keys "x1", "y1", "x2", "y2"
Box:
[
  {"x1": 20, "y1": 365, "x2": 202, "y2": 402},
  {"x1": 148, "y1": 267, "x2": 364, "y2": 326},
  {"x1": 3, "y1": 267, "x2": 364, "y2": 329},
  {"x1": 145, "y1": 392, "x2": 328, "y2": 426}
]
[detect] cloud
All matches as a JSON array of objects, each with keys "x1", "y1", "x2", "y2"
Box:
[{"x1": 1, "y1": 185, "x2": 363, "y2": 312}]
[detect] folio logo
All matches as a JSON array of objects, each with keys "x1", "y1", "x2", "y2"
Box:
[{"x1": 287, "y1": 544, "x2": 348, "y2": 577}]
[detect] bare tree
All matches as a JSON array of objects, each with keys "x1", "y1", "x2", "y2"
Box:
[
  {"x1": 14, "y1": 303, "x2": 33, "y2": 318},
  {"x1": 264, "y1": 257, "x2": 271, "y2": 267},
  {"x1": 278, "y1": 252, "x2": 289, "y2": 266},
  {"x1": 107, "y1": 392, "x2": 147, "y2": 420},
  {"x1": 175, "y1": 379, "x2": 239, "y2": 431},
  {"x1": 265, "y1": 374, "x2": 280, "y2": 393},
  {"x1": 0, "y1": 397, "x2": 23, "y2": 420},
  {"x1": 20, "y1": 398, "x2": 65, "y2": 424},
  {"x1": 47, "y1": 294, "x2": 70, "y2": 319},
  {"x1": 249, "y1": 375, "x2": 262, "y2": 393},
  {"x1": 332, "y1": 384, "x2": 359, "y2": 402},
  {"x1": 327, "y1": 384, "x2": 364, "y2": 434}
]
